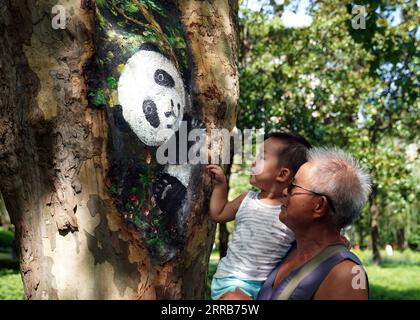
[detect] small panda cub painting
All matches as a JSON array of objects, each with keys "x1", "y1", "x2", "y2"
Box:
[{"x1": 118, "y1": 44, "x2": 186, "y2": 146}]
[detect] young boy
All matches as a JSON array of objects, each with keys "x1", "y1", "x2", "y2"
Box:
[{"x1": 207, "y1": 132, "x2": 312, "y2": 300}]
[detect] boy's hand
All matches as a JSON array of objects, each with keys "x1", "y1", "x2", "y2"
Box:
[{"x1": 206, "y1": 165, "x2": 227, "y2": 186}]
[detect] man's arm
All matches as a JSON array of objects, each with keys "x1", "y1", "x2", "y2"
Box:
[
  {"x1": 313, "y1": 260, "x2": 369, "y2": 300},
  {"x1": 207, "y1": 165, "x2": 247, "y2": 223}
]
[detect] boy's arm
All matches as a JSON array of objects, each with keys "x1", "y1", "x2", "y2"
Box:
[{"x1": 207, "y1": 165, "x2": 247, "y2": 223}]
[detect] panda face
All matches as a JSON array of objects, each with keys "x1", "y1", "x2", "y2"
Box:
[{"x1": 118, "y1": 48, "x2": 185, "y2": 146}]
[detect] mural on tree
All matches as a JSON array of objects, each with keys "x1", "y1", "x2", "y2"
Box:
[{"x1": 87, "y1": 0, "x2": 204, "y2": 263}]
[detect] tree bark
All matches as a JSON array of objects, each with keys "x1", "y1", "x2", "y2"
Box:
[
  {"x1": 218, "y1": 223, "x2": 229, "y2": 259},
  {"x1": 369, "y1": 191, "x2": 381, "y2": 265},
  {"x1": 396, "y1": 228, "x2": 406, "y2": 251},
  {"x1": 177, "y1": 0, "x2": 238, "y2": 297},
  {"x1": 219, "y1": 161, "x2": 233, "y2": 259},
  {"x1": 359, "y1": 226, "x2": 365, "y2": 249},
  {"x1": 0, "y1": 0, "x2": 238, "y2": 300},
  {"x1": 356, "y1": 222, "x2": 365, "y2": 249}
]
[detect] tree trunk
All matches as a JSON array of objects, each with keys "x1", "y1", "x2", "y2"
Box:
[
  {"x1": 218, "y1": 223, "x2": 229, "y2": 259},
  {"x1": 218, "y1": 222, "x2": 229, "y2": 259},
  {"x1": 355, "y1": 219, "x2": 365, "y2": 249},
  {"x1": 0, "y1": 0, "x2": 238, "y2": 300},
  {"x1": 219, "y1": 161, "x2": 233, "y2": 259},
  {"x1": 396, "y1": 228, "x2": 406, "y2": 251},
  {"x1": 369, "y1": 192, "x2": 381, "y2": 265}
]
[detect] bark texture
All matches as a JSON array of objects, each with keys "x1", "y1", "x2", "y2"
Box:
[{"x1": 0, "y1": 0, "x2": 238, "y2": 299}]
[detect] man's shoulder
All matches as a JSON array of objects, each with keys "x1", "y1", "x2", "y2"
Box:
[{"x1": 314, "y1": 259, "x2": 368, "y2": 300}]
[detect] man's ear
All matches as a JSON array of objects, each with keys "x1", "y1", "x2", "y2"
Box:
[
  {"x1": 313, "y1": 196, "x2": 329, "y2": 220},
  {"x1": 276, "y1": 168, "x2": 291, "y2": 183}
]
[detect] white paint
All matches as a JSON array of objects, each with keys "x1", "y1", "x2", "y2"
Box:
[
  {"x1": 118, "y1": 50, "x2": 185, "y2": 146},
  {"x1": 164, "y1": 164, "x2": 191, "y2": 188}
]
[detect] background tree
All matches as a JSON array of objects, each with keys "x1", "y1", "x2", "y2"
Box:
[{"x1": 0, "y1": 0, "x2": 239, "y2": 299}]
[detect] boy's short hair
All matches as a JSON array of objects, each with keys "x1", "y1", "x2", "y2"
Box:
[{"x1": 264, "y1": 132, "x2": 312, "y2": 175}]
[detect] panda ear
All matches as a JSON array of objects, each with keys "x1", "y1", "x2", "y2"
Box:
[
  {"x1": 139, "y1": 42, "x2": 163, "y2": 55},
  {"x1": 112, "y1": 105, "x2": 131, "y2": 133}
]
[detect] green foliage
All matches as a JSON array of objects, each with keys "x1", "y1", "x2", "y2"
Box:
[
  {"x1": 87, "y1": 89, "x2": 107, "y2": 108},
  {"x1": 238, "y1": 0, "x2": 419, "y2": 252},
  {"x1": 407, "y1": 225, "x2": 420, "y2": 250},
  {"x1": 0, "y1": 269, "x2": 24, "y2": 300},
  {"x1": 355, "y1": 248, "x2": 420, "y2": 267},
  {"x1": 105, "y1": 76, "x2": 118, "y2": 89},
  {"x1": 0, "y1": 227, "x2": 14, "y2": 253}
]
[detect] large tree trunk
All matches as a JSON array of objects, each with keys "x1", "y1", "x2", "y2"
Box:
[{"x1": 0, "y1": 0, "x2": 238, "y2": 300}]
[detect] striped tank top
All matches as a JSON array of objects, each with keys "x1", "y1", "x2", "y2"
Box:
[{"x1": 214, "y1": 191, "x2": 295, "y2": 281}]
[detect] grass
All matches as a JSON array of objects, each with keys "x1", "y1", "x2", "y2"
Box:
[
  {"x1": 207, "y1": 251, "x2": 220, "y2": 299},
  {"x1": 355, "y1": 249, "x2": 420, "y2": 300},
  {"x1": 365, "y1": 265, "x2": 420, "y2": 300},
  {"x1": 0, "y1": 269, "x2": 24, "y2": 300}
]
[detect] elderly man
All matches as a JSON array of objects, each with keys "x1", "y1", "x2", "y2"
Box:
[{"x1": 222, "y1": 147, "x2": 371, "y2": 300}]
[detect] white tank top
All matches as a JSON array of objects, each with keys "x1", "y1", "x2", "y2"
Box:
[{"x1": 214, "y1": 191, "x2": 295, "y2": 281}]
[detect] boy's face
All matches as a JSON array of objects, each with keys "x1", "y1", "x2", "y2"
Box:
[{"x1": 250, "y1": 138, "x2": 285, "y2": 189}]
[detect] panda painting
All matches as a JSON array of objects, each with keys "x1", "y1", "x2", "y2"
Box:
[
  {"x1": 118, "y1": 43, "x2": 186, "y2": 147},
  {"x1": 110, "y1": 43, "x2": 201, "y2": 262},
  {"x1": 86, "y1": 1, "x2": 204, "y2": 264}
]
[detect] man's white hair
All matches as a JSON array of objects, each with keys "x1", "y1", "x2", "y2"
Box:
[{"x1": 307, "y1": 147, "x2": 371, "y2": 229}]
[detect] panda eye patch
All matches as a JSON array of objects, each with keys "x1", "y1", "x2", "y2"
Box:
[
  {"x1": 143, "y1": 99, "x2": 160, "y2": 128},
  {"x1": 154, "y1": 69, "x2": 175, "y2": 88}
]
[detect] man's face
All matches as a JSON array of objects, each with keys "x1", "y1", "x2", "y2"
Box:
[
  {"x1": 280, "y1": 162, "x2": 316, "y2": 229},
  {"x1": 250, "y1": 138, "x2": 284, "y2": 189}
]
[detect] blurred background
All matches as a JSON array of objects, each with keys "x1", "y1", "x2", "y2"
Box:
[
  {"x1": 1, "y1": 0, "x2": 419, "y2": 300},
  {"x1": 205, "y1": 0, "x2": 419, "y2": 300}
]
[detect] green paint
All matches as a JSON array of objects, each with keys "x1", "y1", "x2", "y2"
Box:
[
  {"x1": 106, "y1": 77, "x2": 118, "y2": 89},
  {"x1": 88, "y1": 89, "x2": 107, "y2": 108},
  {"x1": 123, "y1": 2, "x2": 139, "y2": 14},
  {"x1": 89, "y1": 0, "x2": 192, "y2": 262}
]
